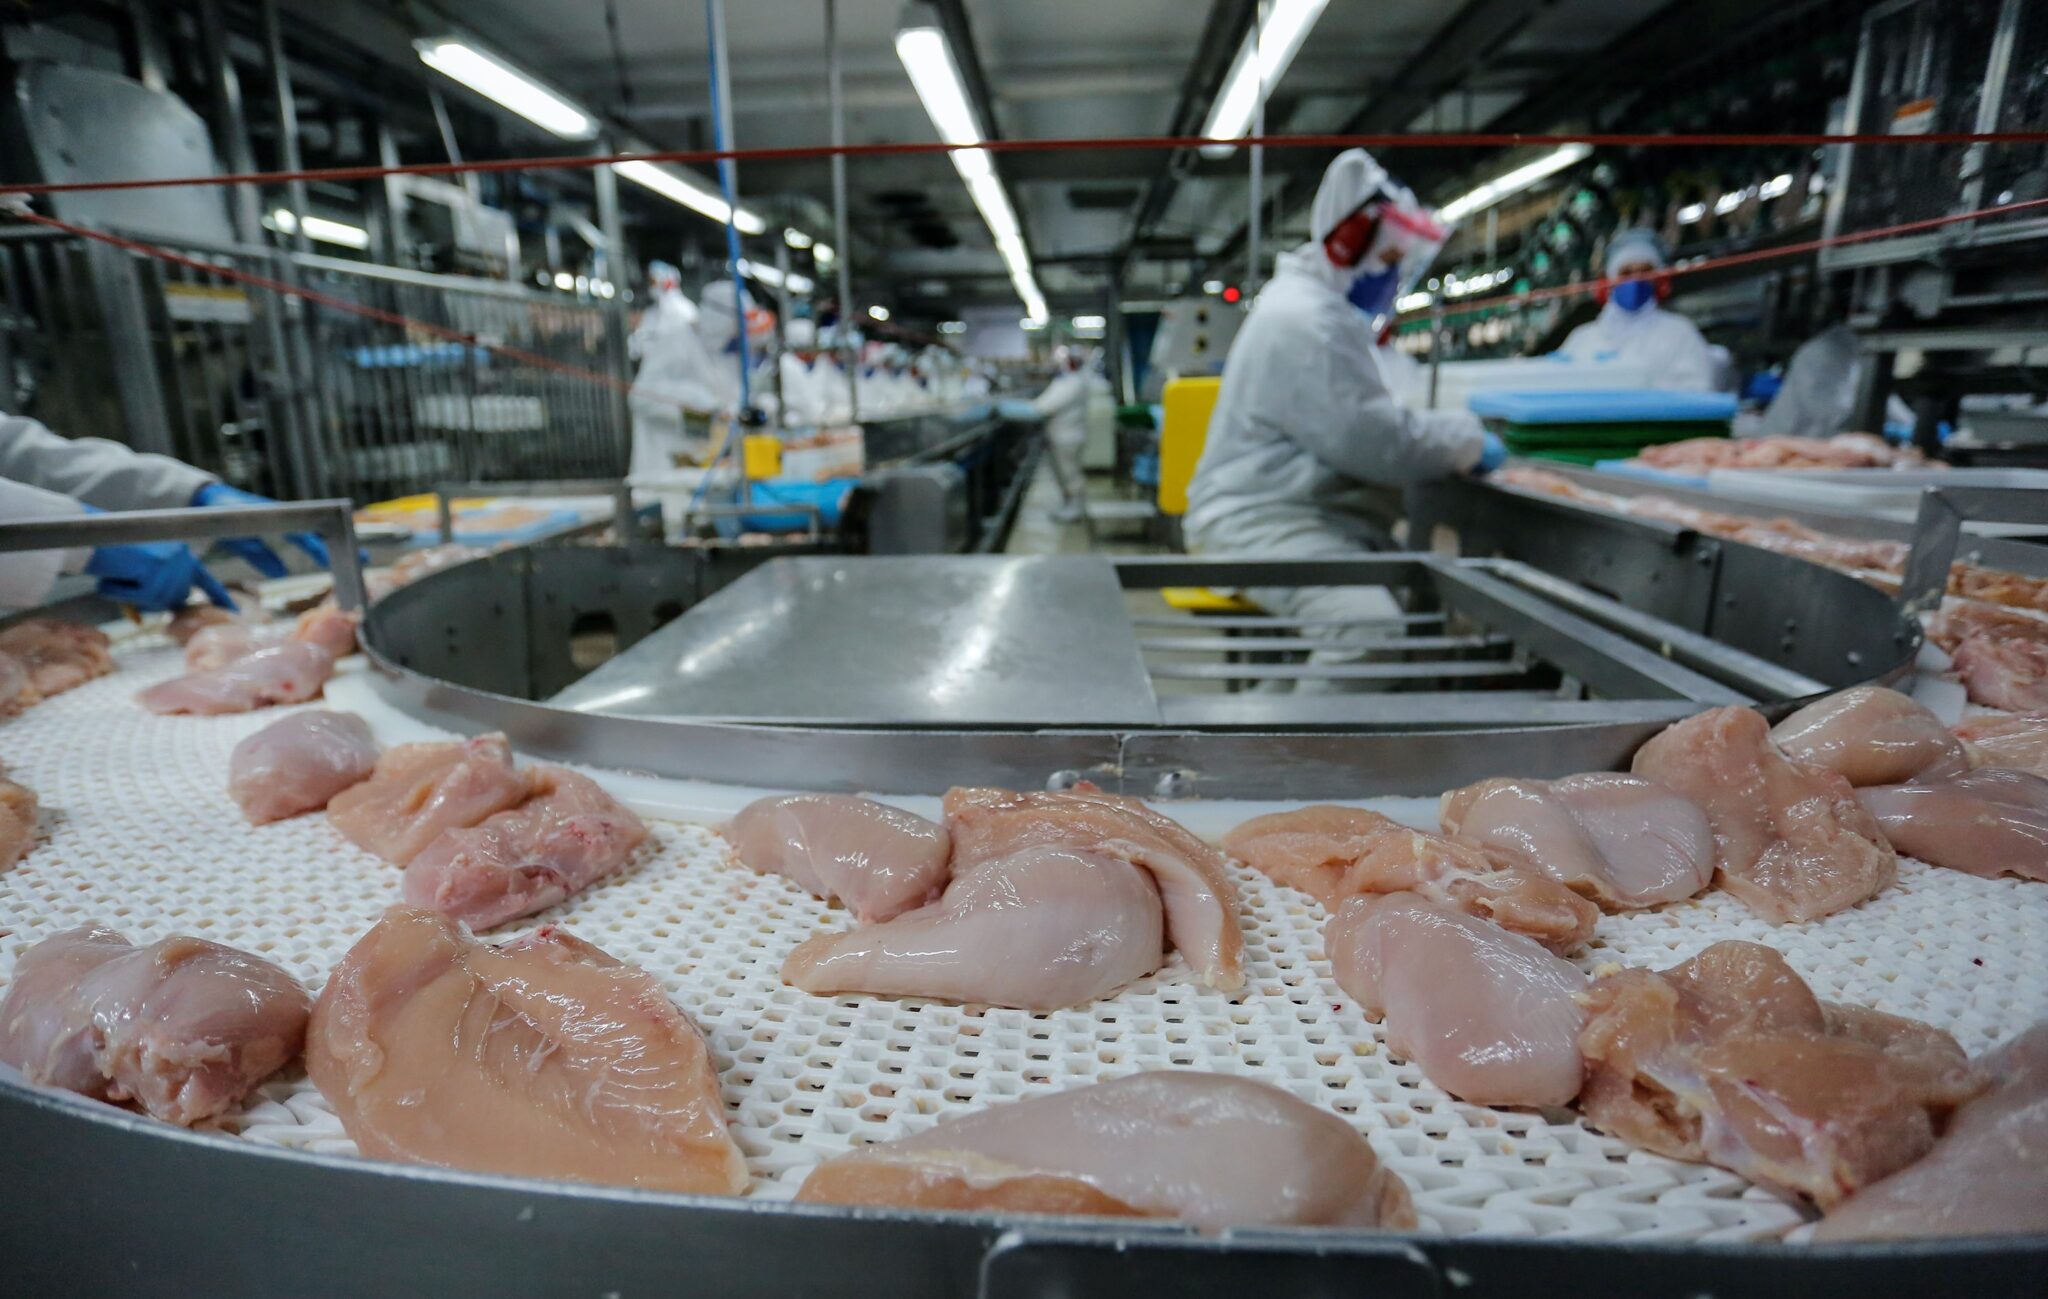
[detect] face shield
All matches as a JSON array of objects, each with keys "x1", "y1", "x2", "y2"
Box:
[{"x1": 1343, "y1": 190, "x2": 1450, "y2": 333}]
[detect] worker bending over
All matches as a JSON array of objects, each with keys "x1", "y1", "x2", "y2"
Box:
[
  {"x1": 1184, "y1": 148, "x2": 1500, "y2": 692},
  {"x1": 1557, "y1": 228, "x2": 1716, "y2": 392}
]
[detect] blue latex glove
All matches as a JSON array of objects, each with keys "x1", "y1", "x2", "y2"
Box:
[
  {"x1": 85, "y1": 539, "x2": 236, "y2": 612},
  {"x1": 191, "y1": 482, "x2": 331, "y2": 575},
  {"x1": 1473, "y1": 431, "x2": 1508, "y2": 475}
]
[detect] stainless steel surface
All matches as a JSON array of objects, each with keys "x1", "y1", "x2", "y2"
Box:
[
  {"x1": 1898, "y1": 485, "x2": 2048, "y2": 615},
  {"x1": 549, "y1": 555, "x2": 1164, "y2": 726},
  {"x1": 5, "y1": 1074, "x2": 2041, "y2": 1299},
  {"x1": 1138, "y1": 633, "x2": 1506, "y2": 653},
  {"x1": 1149, "y1": 659, "x2": 1528, "y2": 682},
  {"x1": 1155, "y1": 693, "x2": 1698, "y2": 729}
]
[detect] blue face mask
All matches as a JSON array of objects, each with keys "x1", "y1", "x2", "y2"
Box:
[
  {"x1": 1346, "y1": 265, "x2": 1400, "y2": 318},
  {"x1": 1611, "y1": 278, "x2": 1657, "y2": 313}
]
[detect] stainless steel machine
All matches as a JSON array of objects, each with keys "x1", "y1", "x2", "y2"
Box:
[{"x1": 0, "y1": 491, "x2": 2040, "y2": 1296}]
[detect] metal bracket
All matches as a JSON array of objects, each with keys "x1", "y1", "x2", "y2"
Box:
[
  {"x1": 0, "y1": 500, "x2": 365, "y2": 609},
  {"x1": 433, "y1": 478, "x2": 643, "y2": 548},
  {"x1": 1896, "y1": 486, "x2": 2048, "y2": 617},
  {"x1": 978, "y1": 1225, "x2": 1441, "y2": 1299}
]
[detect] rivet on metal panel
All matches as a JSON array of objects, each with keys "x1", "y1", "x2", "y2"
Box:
[{"x1": 1153, "y1": 770, "x2": 1197, "y2": 800}]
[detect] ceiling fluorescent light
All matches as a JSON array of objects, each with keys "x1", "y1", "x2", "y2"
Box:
[
  {"x1": 1436, "y1": 143, "x2": 1592, "y2": 224},
  {"x1": 784, "y1": 227, "x2": 814, "y2": 249},
  {"x1": 415, "y1": 39, "x2": 596, "y2": 140},
  {"x1": 737, "y1": 258, "x2": 814, "y2": 294},
  {"x1": 612, "y1": 160, "x2": 766, "y2": 235},
  {"x1": 895, "y1": 17, "x2": 1045, "y2": 322},
  {"x1": 1198, "y1": 0, "x2": 1330, "y2": 158},
  {"x1": 266, "y1": 208, "x2": 370, "y2": 250}
]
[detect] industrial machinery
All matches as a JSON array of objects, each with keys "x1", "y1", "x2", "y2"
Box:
[
  {"x1": 0, "y1": 487, "x2": 2040, "y2": 1295},
  {"x1": 1823, "y1": 0, "x2": 2048, "y2": 452}
]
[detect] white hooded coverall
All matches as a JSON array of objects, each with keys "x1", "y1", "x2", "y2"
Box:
[
  {"x1": 627, "y1": 284, "x2": 720, "y2": 479},
  {"x1": 1556, "y1": 230, "x2": 1716, "y2": 393},
  {"x1": 1183, "y1": 176, "x2": 1485, "y2": 690},
  {"x1": 1032, "y1": 364, "x2": 1092, "y2": 505}
]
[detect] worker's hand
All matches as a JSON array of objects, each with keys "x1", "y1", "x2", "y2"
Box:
[
  {"x1": 191, "y1": 482, "x2": 332, "y2": 576},
  {"x1": 86, "y1": 540, "x2": 237, "y2": 612},
  {"x1": 1473, "y1": 431, "x2": 1508, "y2": 476}
]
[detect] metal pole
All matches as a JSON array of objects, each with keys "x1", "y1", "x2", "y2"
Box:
[
  {"x1": 774, "y1": 235, "x2": 793, "y2": 427},
  {"x1": 827, "y1": 0, "x2": 858, "y2": 423},
  {"x1": 706, "y1": 0, "x2": 751, "y2": 414},
  {"x1": 261, "y1": 0, "x2": 311, "y2": 257},
  {"x1": 1428, "y1": 301, "x2": 1445, "y2": 410},
  {"x1": 594, "y1": 139, "x2": 633, "y2": 475},
  {"x1": 1246, "y1": 0, "x2": 1265, "y2": 292},
  {"x1": 376, "y1": 121, "x2": 408, "y2": 266}
]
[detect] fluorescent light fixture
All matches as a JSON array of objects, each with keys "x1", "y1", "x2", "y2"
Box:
[
  {"x1": 784, "y1": 227, "x2": 814, "y2": 249},
  {"x1": 1020, "y1": 317, "x2": 1046, "y2": 331},
  {"x1": 1072, "y1": 314, "x2": 1106, "y2": 329},
  {"x1": 1713, "y1": 188, "x2": 1748, "y2": 216},
  {"x1": 596, "y1": 280, "x2": 616, "y2": 299},
  {"x1": 265, "y1": 208, "x2": 370, "y2": 250},
  {"x1": 1395, "y1": 290, "x2": 1433, "y2": 312},
  {"x1": 939, "y1": 320, "x2": 967, "y2": 334},
  {"x1": 1202, "y1": 279, "x2": 1225, "y2": 295},
  {"x1": 737, "y1": 258, "x2": 814, "y2": 294},
  {"x1": 1676, "y1": 201, "x2": 1706, "y2": 225},
  {"x1": 1437, "y1": 144, "x2": 1591, "y2": 224},
  {"x1": 868, "y1": 305, "x2": 891, "y2": 321},
  {"x1": 1198, "y1": 0, "x2": 1330, "y2": 157},
  {"x1": 895, "y1": 19, "x2": 1046, "y2": 323},
  {"x1": 1760, "y1": 173, "x2": 1794, "y2": 199},
  {"x1": 611, "y1": 160, "x2": 766, "y2": 235},
  {"x1": 415, "y1": 39, "x2": 595, "y2": 140},
  {"x1": 574, "y1": 275, "x2": 589, "y2": 294},
  {"x1": 814, "y1": 242, "x2": 837, "y2": 266},
  {"x1": 553, "y1": 271, "x2": 574, "y2": 291}
]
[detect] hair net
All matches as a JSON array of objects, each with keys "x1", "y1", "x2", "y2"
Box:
[
  {"x1": 1310, "y1": 149, "x2": 1395, "y2": 244},
  {"x1": 1605, "y1": 228, "x2": 1668, "y2": 276}
]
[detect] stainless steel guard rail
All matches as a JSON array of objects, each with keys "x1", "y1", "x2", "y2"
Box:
[{"x1": 0, "y1": 500, "x2": 365, "y2": 610}]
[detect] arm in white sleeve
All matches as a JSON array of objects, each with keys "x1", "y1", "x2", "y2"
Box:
[
  {"x1": 0, "y1": 476, "x2": 89, "y2": 611},
  {"x1": 0, "y1": 413, "x2": 214, "y2": 512},
  {"x1": 1031, "y1": 373, "x2": 1087, "y2": 419},
  {"x1": 1287, "y1": 318, "x2": 1486, "y2": 485}
]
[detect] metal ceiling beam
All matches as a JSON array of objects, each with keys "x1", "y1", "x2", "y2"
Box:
[{"x1": 1115, "y1": 0, "x2": 1258, "y2": 284}]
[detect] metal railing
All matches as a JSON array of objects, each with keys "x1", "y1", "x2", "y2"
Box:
[{"x1": 0, "y1": 226, "x2": 702, "y2": 505}]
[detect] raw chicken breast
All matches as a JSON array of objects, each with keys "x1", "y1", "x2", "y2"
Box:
[
  {"x1": 796, "y1": 1071, "x2": 1415, "y2": 1229},
  {"x1": 1577, "y1": 941, "x2": 1982, "y2": 1207},
  {"x1": 227, "y1": 709, "x2": 379, "y2": 824},
  {"x1": 1816, "y1": 1023, "x2": 2048, "y2": 1240},
  {"x1": 0, "y1": 618, "x2": 113, "y2": 697},
  {"x1": 0, "y1": 771, "x2": 37, "y2": 870},
  {"x1": 1953, "y1": 712, "x2": 2048, "y2": 778},
  {"x1": 1630, "y1": 706, "x2": 1896, "y2": 922},
  {"x1": 326, "y1": 732, "x2": 533, "y2": 865},
  {"x1": 0, "y1": 923, "x2": 310, "y2": 1125},
  {"x1": 724, "y1": 793, "x2": 950, "y2": 923},
  {"x1": 782, "y1": 845, "x2": 1164, "y2": 1010},
  {"x1": 403, "y1": 766, "x2": 649, "y2": 929},
  {"x1": 0, "y1": 649, "x2": 39, "y2": 715},
  {"x1": 1326, "y1": 893, "x2": 1587, "y2": 1107},
  {"x1": 306, "y1": 908, "x2": 746, "y2": 1194},
  {"x1": 1440, "y1": 774, "x2": 1713, "y2": 911},
  {"x1": 1769, "y1": 686, "x2": 1966, "y2": 786},
  {"x1": 167, "y1": 602, "x2": 254, "y2": 647},
  {"x1": 136, "y1": 642, "x2": 335, "y2": 716},
  {"x1": 944, "y1": 786, "x2": 1244, "y2": 992},
  {"x1": 1858, "y1": 767, "x2": 2048, "y2": 882},
  {"x1": 185, "y1": 605, "x2": 359, "y2": 671},
  {"x1": 1951, "y1": 634, "x2": 2048, "y2": 713},
  {"x1": 1224, "y1": 804, "x2": 1597, "y2": 954}
]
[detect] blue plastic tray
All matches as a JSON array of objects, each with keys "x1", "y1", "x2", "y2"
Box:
[{"x1": 1468, "y1": 390, "x2": 1738, "y2": 424}]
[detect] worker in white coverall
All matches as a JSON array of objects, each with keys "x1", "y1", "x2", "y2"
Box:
[
  {"x1": 1032, "y1": 345, "x2": 1094, "y2": 522},
  {"x1": 1556, "y1": 228, "x2": 1715, "y2": 392},
  {"x1": 0, "y1": 413, "x2": 329, "y2": 611},
  {"x1": 627, "y1": 261, "x2": 720, "y2": 478},
  {"x1": 696, "y1": 279, "x2": 777, "y2": 417},
  {"x1": 1184, "y1": 149, "x2": 1502, "y2": 692}
]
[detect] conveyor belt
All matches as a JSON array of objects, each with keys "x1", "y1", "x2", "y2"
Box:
[{"x1": 1, "y1": 636, "x2": 2043, "y2": 1250}]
